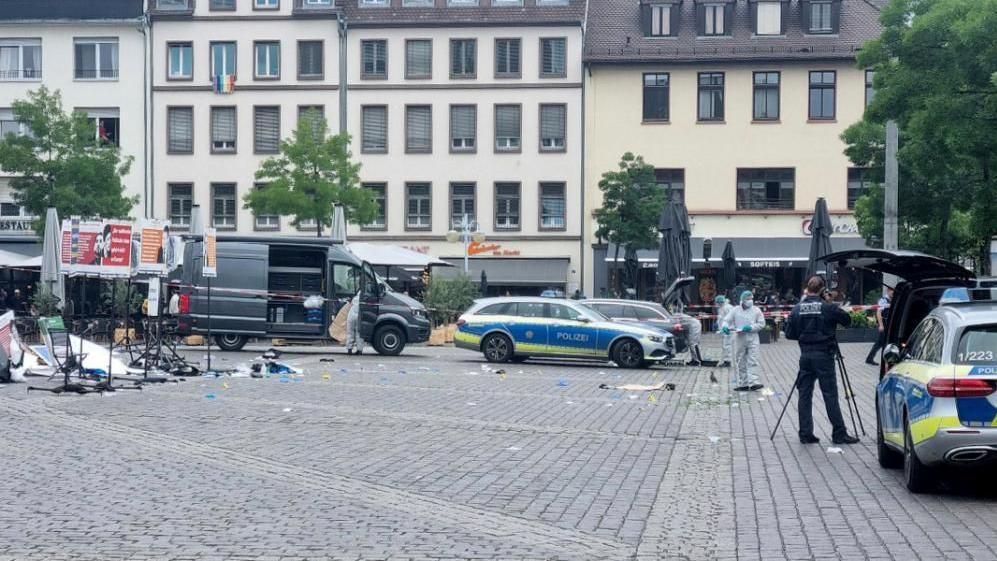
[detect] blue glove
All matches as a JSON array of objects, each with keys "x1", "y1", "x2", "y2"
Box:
[
  {"x1": 741, "y1": 325, "x2": 752, "y2": 333},
  {"x1": 721, "y1": 326, "x2": 730, "y2": 335}
]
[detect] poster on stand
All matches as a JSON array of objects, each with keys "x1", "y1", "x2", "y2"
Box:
[
  {"x1": 147, "y1": 277, "x2": 160, "y2": 317},
  {"x1": 60, "y1": 218, "x2": 101, "y2": 276},
  {"x1": 138, "y1": 219, "x2": 168, "y2": 275},
  {"x1": 99, "y1": 221, "x2": 133, "y2": 278},
  {"x1": 202, "y1": 228, "x2": 217, "y2": 278}
]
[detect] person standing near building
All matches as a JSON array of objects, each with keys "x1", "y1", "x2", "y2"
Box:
[
  {"x1": 784, "y1": 276, "x2": 860, "y2": 445},
  {"x1": 722, "y1": 290, "x2": 767, "y2": 391},
  {"x1": 715, "y1": 295, "x2": 734, "y2": 367},
  {"x1": 346, "y1": 290, "x2": 365, "y2": 355},
  {"x1": 865, "y1": 286, "x2": 893, "y2": 365}
]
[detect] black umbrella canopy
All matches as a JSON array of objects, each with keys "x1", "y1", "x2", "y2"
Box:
[
  {"x1": 656, "y1": 204, "x2": 683, "y2": 300},
  {"x1": 675, "y1": 203, "x2": 692, "y2": 277},
  {"x1": 806, "y1": 198, "x2": 834, "y2": 280},
  {"x1": 480, "y1": 270, "x2": 488, "y2": 296},
  {"x1": 721, "y1": 240, "x2": 737, "y2": 293}
]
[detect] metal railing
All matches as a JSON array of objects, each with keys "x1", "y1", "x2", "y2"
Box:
[
  {"x1": 0, "y1": 69, "x2": 42, "y2": 80},
  {"x1": 74, "y1": 69, "x2": 120, "y2": 80}
]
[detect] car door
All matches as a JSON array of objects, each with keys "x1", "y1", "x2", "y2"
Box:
[
  {"x1": 882, "y1": 320, "x2": 931, "y2": 440},
  {"x1": 505, "y1": 302, "x2": 548, "y2": 354},
  {"x1": 358, "y1": 261, "x2": 379, "y2": 339},
  {"x1": 547, "y1": 303, "x2": 597, "y2": 357}
]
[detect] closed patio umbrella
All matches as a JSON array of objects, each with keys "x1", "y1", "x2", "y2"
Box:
[
  {"x1": 806, "y1": 198, "x2": 834, "y2": 280},
  {"x1": 720, "y1": 240, "x2": 737, "y2": 295},
  {"x1": 40, "y1": 207, "x2": 65, "y2": 310},
  {"x1": 656, "y1": 204, "x2": 682, "y2": 303}
]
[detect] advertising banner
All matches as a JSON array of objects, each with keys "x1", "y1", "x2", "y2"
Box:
[
  {"x1": 138, "y1": 219, "x2": 168, "y2": 275},
  {"x1": 202, "y1": 228, "x2": 217, "y2": 278},
  {"x1": 100, "y1": 221, "x2": 133, "y2": 277},
  {"x1": 60, "y1": 219, "x2": 133, "y2": 277}
]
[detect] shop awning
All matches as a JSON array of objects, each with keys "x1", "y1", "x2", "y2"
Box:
[
  {"x1": 0, "y1": 241, "x2": 42, "y2": 268},
  {"x1": 347, "y1": 242, "x2": 451, "y2": 268},
  {"x1": 438, "y1": 258, "x2": 569, "y2": 286},
  {"x1": 605, "y1": 237, "x2": 869, "y2": 269}
]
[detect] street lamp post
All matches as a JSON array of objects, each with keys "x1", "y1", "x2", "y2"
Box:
[{"x1": 446, "y1": 214, "x2": 484, "y2": 274}]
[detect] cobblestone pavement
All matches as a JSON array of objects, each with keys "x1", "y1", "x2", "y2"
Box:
[{"x1": 2, "y1": 337, "x2": 997, "y2": 560}]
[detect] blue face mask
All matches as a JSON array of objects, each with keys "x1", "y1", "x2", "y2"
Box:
[{"x1": 742, "y1": 300, "x2": 753, "y2": 309}]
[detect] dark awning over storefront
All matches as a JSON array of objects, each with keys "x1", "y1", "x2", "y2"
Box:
[
  {"x1": 605, "y1": 237, "x2": 869, "y2": 269},
  {"x1": 438, "y1": 257, "x2": 569, "y2": 286}
]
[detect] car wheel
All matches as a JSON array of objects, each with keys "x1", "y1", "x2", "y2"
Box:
[
  {"x1": 510, "y1": 355, "x2": 528, "y2": 363},
  {"x1": 482, "y1": 333, "x2": 513, "y2": 363},
  {"x1": 877, "y1": 401, "x2": 903, "y2": 469},
  {"x1": 903, "y1": 414, "x2": 935, "y2": 493},
  {"x1": 373, "y1": 325, "x2": 406, "y2": 356},
  {"x1": 215, "y1": 334, "x2": 247, "y2": 352},
  {"x1": 612, "y1": 338, "x2": 644, "y2": 369}
]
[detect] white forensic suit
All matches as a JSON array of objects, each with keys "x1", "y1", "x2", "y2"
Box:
[
  {"x1": 346, "y1": 291, "x2": 365, "y2": 354},
  {"x1": 723, "y1": 303, "x2": 767, "y2": 388},
  {"x1": 717, "y1": 301, "x2": 734, "y2": 364}
]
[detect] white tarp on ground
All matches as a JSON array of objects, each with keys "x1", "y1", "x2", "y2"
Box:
[
  {"x1": 347, "y1": 242, "x2": 452, "y2": 268},
  {"x1": 0, "y1": 249, "x2": 41, "y2": 268},
  {"x1": 25, "y1": 336, "x2": 140, "y2": 377}
]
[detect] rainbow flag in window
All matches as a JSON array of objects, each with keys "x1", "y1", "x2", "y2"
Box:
[{"x1": 213, "y1": 74, "x2": 235, "y2": 94}]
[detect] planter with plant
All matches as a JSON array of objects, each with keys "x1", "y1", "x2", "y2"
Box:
[
  {"x1": 836, "y1": 310, "x2": 879, "y2": 343},
  {"x1": 422, "y1": 275, "x2": 478, "y2": 345}
]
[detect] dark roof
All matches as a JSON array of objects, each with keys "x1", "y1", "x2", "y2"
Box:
[
  {"x1": 584, "y1": 0, "x2": 884, "y2": 64},
  {"x1": 0, "y1": 0, "x2": 144, "y2": 20},
  {"x1": 343, "y1": 0, "x2": 585, "y2": 27}
]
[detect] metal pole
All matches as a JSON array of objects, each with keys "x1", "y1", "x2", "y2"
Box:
[
  {"x1": 206, "y1": 276, "x2": 211, "y2": 373},
  {"x1": 463, "y1": 214, "x2": 469, "y2": 274},
  {"x1": 883, "y1": 120, "x2": 899, "y2": 290}
]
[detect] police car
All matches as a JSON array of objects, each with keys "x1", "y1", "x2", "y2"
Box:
[
  {"x1": 827, "y1": 249, "x2": 997, "y2": 493},
  {"x1": 454, "y1": 297, "x2": 675, "y2": 368}
]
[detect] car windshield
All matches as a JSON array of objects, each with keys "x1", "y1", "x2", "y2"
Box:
[
  {"x1": 955, "y1": 324, "x2": 997, "y2": 364},
  {"x1": 581, "y1": 305, "x2": 608, "y2": 321}
]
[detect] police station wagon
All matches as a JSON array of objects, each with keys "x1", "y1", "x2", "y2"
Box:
[{"x1": 454, "y1": 297, "x2": 675, "y2": 368}]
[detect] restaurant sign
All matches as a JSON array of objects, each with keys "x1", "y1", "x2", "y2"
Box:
[{"x1": 0, "y1": 217, "x2": 35, "y2": 232}]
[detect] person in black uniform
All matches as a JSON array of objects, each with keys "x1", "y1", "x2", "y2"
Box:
[{"x1": 784, "y1": 276, "x2": 861, "y2": 445}]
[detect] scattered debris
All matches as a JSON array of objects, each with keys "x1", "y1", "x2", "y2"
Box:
[
  {"x1": 648, "y1": 394, "x2": 658, "y2": 404},
  {"x1": 282, "y1": 407, "x2": 292, "y2": 412},
  {"x1": 761, "y1": 388, "x2": 775, "y2": 397},
  {"x1": 322, "y1": 374, "x2": 331, "y2": 381},
  {"x1": 466, "y1": 402, "x2": 477, "y2": 406},
  {"x1": 204, "y1": 393, "x2": 216, "y2": 400},
  {"x1": 709, "y1": 373, "x2": 719, "y2": 384},
  {"x1": 827, "y1": 447, "x2": 844, "y2": 454},
  {"x1": 708, "y1": 435, "x2": 721, "y2": 444},
  {"x1": 319, "y1": 358, "x2": 336, "y2": 363},
  {"x1": 557, "y1": 379, "x2": 570, "y2": 387},
  {"x1": 506, "y1": 446, "x2": 521, "y2": 451}
]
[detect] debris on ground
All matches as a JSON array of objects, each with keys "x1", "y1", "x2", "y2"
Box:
[
  {"x1": 557, "y1": 378, "x2": 569, "y2": 387},
  {"x1": 827, "y1": 447, "x2": 844, "y2": 454}
]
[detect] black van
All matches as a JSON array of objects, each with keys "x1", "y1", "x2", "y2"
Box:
[{"x1": 174, "y1": 236, "x2": 431, "y2": 355}]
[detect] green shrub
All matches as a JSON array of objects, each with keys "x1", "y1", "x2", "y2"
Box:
[
  {"x1": 422, "y1": 274, "x2": 479, "y2": 326},
  {"x1": 848, "y1": 310, "x2": 874, "y2": 329}
]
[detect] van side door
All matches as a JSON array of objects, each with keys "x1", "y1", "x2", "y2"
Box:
[
  {"x1": 359, "y1": 261, "x2": 380, "y2": 339},
  {"x1": 192, "y1": 242, "x2": 269, "y2": 336}
]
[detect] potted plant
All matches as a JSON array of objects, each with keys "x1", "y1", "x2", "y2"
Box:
[
  {"x1": 758, "y1": 324, "x2": 773, "y2": 344},
  {"x1": 422, "y1": 275, "x2": 478, "y2": 345},
  {"x1": 836, "y1": 310, "x2": 880, "y2": 343}
]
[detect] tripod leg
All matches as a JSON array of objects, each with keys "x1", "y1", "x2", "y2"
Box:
[
  {"x1": 838, "y1": 354, "x2": 866, "y2": 435},
  {"x1": 770, "y1": 370, "x2": 803, "y2": 441},
  {"x1": 836, "y1": 355, "x2": 861, "y2": 437}
]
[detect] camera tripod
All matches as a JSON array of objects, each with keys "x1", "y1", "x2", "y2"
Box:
[{"x1": 770, "y1": 340, "x2": 865, "y2": 441}]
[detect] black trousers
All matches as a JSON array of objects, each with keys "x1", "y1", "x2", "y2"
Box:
[
  {"x1": 797, "y1": 348, "x2": 848, "y2": 440},
  {"x1": 865, "y1": 329, "x2": 886, "y2": 363}
]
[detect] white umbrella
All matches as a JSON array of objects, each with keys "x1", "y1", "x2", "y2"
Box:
[
  {"x1": 190, "y1": 204, "x2": 205, "y2": 236},
  {"x1": 40, "y1": 207, "x2": 64, "y2": 309},
  {"x1": 331, "y1": 205, "x2": 347, "y2": 243}
]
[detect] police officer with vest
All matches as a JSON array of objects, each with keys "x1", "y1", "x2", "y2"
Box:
[{"x1": 784, "y1": 276, "x2": 860, "y2": 445}]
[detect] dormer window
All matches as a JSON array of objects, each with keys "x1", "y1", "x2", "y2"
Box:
[
  {"x1": 641, "y1": 2, "x2": 678, "y2": 38},
  {"x1": 803, "y1": 0, "x2": 841, "y2": 34},
  {"x1": 752, "y1": 1, "x2": 786, "y2": 36},
  {"x1": 696, "y1": 1, "x2": 733, "y2": 37}
]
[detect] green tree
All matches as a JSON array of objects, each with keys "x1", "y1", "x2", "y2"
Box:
[
  {"x1": 244, "y1": 110, "x2": 377, "y2": 236},
  {"x1": 422, "y1": 275, "x2": 478, "y2": 326},
  {"x1": 0, "y1": 86, "x2": 136, "y2": 224},
  {"x1": 594, "y1": 152, "x2": 667, "y2": 290},
  {"x1": 844, "y1": 0, "x2": 997, "y2": 272}
]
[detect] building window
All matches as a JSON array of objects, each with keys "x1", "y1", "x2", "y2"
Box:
[
  {"x1": 448, "y1": 0, "x2": 479, "y2": 6},
  {"x1": 540, "y1": 38, "x2": 566, "y2": 78},
  {"x1": 211, "y1": 106, "x2": 237, "y2": 153},
  {"x1": 450, "y1": 105, "x2": 476, "y2": 152},
  {"x1": 495, "y1": 38, "x2": 521, "y2": 78},
  {"x1": 210, "y1": 0, "x2": 235, "y2": 9},
  {"x1": 167, "y1": 42, "x2": 193, "y2": 80},
  {"x1": 361, "y1": 105, "x2": 387, "y2": 153},
  {"x1": 752, "y1": 71, "x2": 780, "y2": 121},
  {"x1": 539, "y1": 182, "x2": 566, "y2": 230},
  {"x1": 655, "y1": 168, "x2": 685, "y2": 204},
  {"x1": 83, "y1": 110, "x2": 120, "y2": 146},
  {"x1": 298, "y1": 41, "x2": 323, "y2": 79},
  {"x1": 361, "y1": 0, "x2": 390, "y2": 5},
  {"x1": 253, "y1": 183, "x2": 279, "y2": 230},
  {"x1": 642, "y1": 72, "x2": 669, "y2": 122},
  {"x1": 494, "y1": 104, "x2": 521, "y2": 152},
  {"x1": 254, "y1": 106, "x2": 280, "y2": 153},
  {"x1": 211, "y1": 183, "x2": 237, "y2": 229},
  {"x1": 865, "y1": 70, "x2": 875, "y2": 108},
  {"x1": 493, "y1": 0, "x2": 523, "y2": 6},
  {"x1": 644, "y1": 4, "x2": 674, "y2": 37},
  {"x1": 0, "y1": 109, "x2": 25, "y2": 138},
  {"x1": 754, "y1": 1, "x2": 782, "y2": 35},
  {"x1": 494, "y1": 183, "x2": 520, "y2": 230},
  {"x1": 848, "y1": 168, "x2": 874, "y2": 209},
  {"x1": 362, "y1": 183, "x2": 387, "y2": 230},
  {"x1": 700, "y1": 3, "x2": 727, "y2": 36},
  {"x1": 298, "y1": 104, "x2": 324, "y2": 135},
  {"x1": 254, "y1": 0, "x2": 279, "y2": 8},
  {"x1": 74, "y1": 38, "x2": 118, "y2": 80},
  {"x1": 167, "y1": 106, "x2": 193, "y2": 154},
  {"x1": 450, "y1": 39, "x2": 476, "y2": 78},
  {"x1": 537, "y1": 0, "x2": 568, "y2": 4},
  {"x1": 405, "y1": 105, "x2": 432, "y2": 154},
  {"x1": 211, "y1": 42, "x2": 236, "y2": 77},
  {"x1": 403, "y1": 0, "x2": 433, "y2": 6},
  {"x1": 405, "y1": 39, "x2": 432, "y2": 79},
  {"x1": 450, "y1": 183, "x2": 476, "y2": 228},
  {"x1": 697, "y1": 72, "x2": 724, "y2": 121},
  {"x1": 736, "y1": 168, "x2": 795, "y2": 210},
  {"x1": 406, "y1": 182, "x2": 431, "y2": 229},
  {"x1": 539, "y1": 104, "x2": 566, "y2": 152},
  {"x1": 0, "y1": 40, "x2": 41, "y2": 80},
  {"x1": 809, "y1": 70, "x2": 836, "y2": 120},
  {"x1": 254, "y1": 42, "x2": 280, "y2": 79},
  {"x1": 168, "y1": 184, "x2": 193, "y2": 228},
  {"x1": 361, "y1": 40, "x2": 387, "y2": 79},
  {"x1": 154, "y1": 0, "x2": 193, "y2": 10},
  {"x1": 808, "y1": 0, "x2": 834, "y2": 34}
]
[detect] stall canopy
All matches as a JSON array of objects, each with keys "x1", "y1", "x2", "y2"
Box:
[
  {"x1": 0, "y1": 244, "x2": 42, "y2": 268},
  {"x1": 347, "y1": 242, "x2": 451, "y2": 268},
  {"x1": 606, "y1": 237, "x2": 869, "y2": 268},
  {"x1": 438, "y1": 258, "x2": 569, "y2": 287}
]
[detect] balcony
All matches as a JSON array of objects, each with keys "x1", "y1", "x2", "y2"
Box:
[
  {"x1": 293, "y1": 0, "x2": 336, "y2": 14},
  {"x1": 0, "y1": 69, "x2": 42, "y2": 81},
  {"x1": 148, "y1": 0, "x2": 194, "y2": 16},
  {"x1": 74, "y1": 69, "x2": 120, "y2": 80}
]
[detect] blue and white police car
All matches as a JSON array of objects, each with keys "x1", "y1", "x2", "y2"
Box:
[{"x1": 454, "y1": 297, "x2": 675, "y2": 368}]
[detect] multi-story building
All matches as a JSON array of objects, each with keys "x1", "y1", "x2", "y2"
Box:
[
  {"x1": 149, "y1": 0, "x2": 341, "y2": 234},
  {"x1": 0, "y1": 0, "x2": 146, "y2": 237},
  {"x1": 342, "y1": 0, "x2": 585, "y2": 295},
  {"x1": 583, "y1": 0, "x2": 883, "y2": 301}
]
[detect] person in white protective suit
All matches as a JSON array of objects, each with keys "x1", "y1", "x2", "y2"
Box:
[
  {"x1": 715, "y1": 295, "x2": 734, "y2": 367},
  {"x1": 346, "y1": 290, "x2": 365, "y2": 355},
  {"x1": 722, "y1": 290, "x2": 767, "y2": 391}
]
